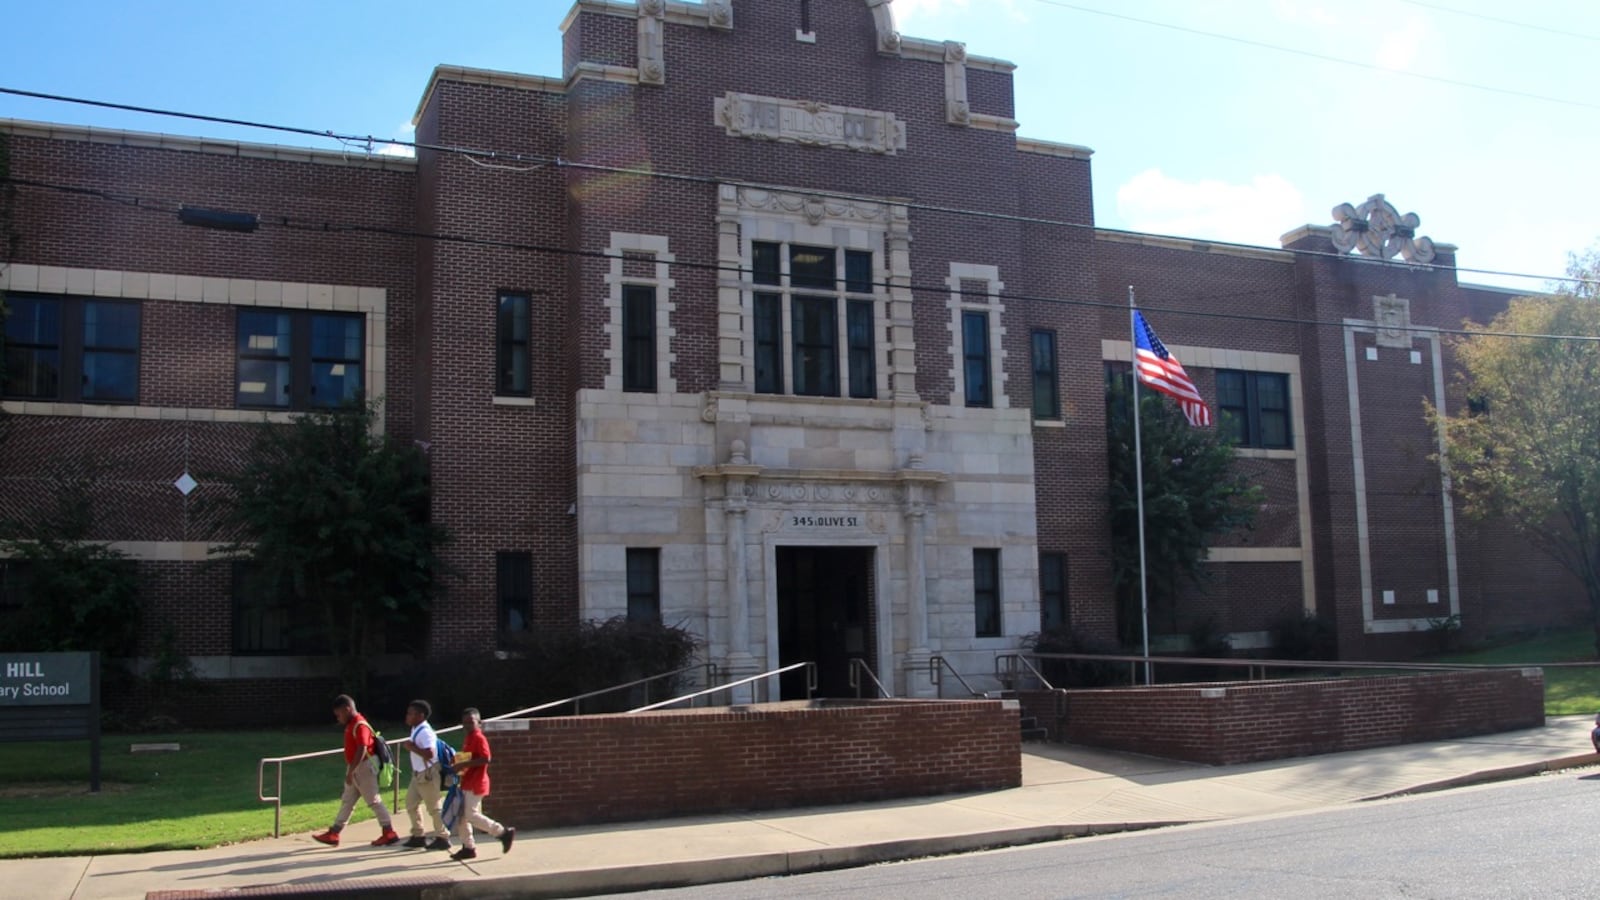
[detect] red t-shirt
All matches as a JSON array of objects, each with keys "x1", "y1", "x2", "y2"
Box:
[
  {"x1": 343, "y1": 713, "x2": 376, "y2": 765},
  {"x1": 460, "y1": 729, "x2": 491, "y2": 796}
]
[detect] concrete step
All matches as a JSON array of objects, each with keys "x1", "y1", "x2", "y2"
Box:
[{"x1": 1020, "y1": 727, "x2": 1050, "y2": 742}]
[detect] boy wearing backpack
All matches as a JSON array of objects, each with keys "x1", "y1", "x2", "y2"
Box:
[
  {"x1": 312, "y1": 694, "x2": 401, "y2": 847},
  {"x1": 399, "y1": 699, "x2": 451, "y2": 850},
  {"x1": 449, "y1": 707, "x2": 515, "y2": 861}
]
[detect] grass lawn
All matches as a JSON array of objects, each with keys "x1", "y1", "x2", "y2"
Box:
[
  {"x1": 1428, "y1": 628, "x2": 1600, "y2": 716},
  {"x1": 0, "y1": 729, "x2": 390, "y2": 858}
]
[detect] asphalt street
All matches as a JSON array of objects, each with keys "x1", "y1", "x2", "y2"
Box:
[{"x1": 625, "y1": 769, "x2": 1600, "y2": 899}]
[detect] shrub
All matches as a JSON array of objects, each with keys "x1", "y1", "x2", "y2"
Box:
[
  {"x1": 1270, "y1": 612, "x2": 1337, "y2": 661},
  {"x1": 1023, "y1": 627, "x2": 1130, "y2": 688}
]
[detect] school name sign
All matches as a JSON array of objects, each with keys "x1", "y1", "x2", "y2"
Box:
[{"x1": 0, "y1": 653, "x2": 94, "y2": 705}]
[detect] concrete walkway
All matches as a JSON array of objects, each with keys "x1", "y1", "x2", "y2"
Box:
[{"x1": 10, "y1": 715, "x2": 1596, "y2": 900}]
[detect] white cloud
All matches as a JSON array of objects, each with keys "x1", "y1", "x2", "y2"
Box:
[
  {"x1": 1116, "y1": 169, "x2": 1308, "y2": 246},
  {"x1": 376, "y1": 122, "x2": 416, "y2": 158}
]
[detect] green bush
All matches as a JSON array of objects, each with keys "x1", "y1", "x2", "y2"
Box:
[
  {"x1": 1024, "y1": 626, "x2": 1130, "y2": 688},
  {"x1": 384, "y1": 617, "x2": 703, "y2": 721},
  {"x1": 1270, "y1": 612, "x2": 1337, "y2": 661}
]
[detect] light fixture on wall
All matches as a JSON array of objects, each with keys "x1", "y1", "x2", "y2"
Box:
[{"x1": 177, "y1": 205, "x2": 259, "y2": 233}]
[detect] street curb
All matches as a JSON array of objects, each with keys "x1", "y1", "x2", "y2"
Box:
[
  {"x1": 1361, "y1": 753, "x2": 1600, "y2": 802},
  {"x1": 145, "y1": 822, "x2": 1188, "y2": 900}
]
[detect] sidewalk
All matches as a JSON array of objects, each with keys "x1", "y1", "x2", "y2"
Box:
[{"x1": 11, "y1": 715, "x2": 1596, "y2": 900}]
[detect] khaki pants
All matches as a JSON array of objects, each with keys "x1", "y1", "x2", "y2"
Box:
[
  {"x1": 456, "y1": 789, "x2": 504, "y2": 850},
  {"x1": 331, "y1": 760, "x2": 392, "y2": 832},
  {"x1": 405, "y1": 766, "x2": 448, "y2": 838}
]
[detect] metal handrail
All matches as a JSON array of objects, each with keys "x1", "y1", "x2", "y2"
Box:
[
  {"x1": 627, "y1": 662, "x2": 816, "y2": 712},
  {"x1": 848, "y1": 657, "x2": 893, "y2": 698},
  {"x1": 995, "y1": 653, "x2": 1055, "y2": 692},
  {"x1": 1015, "y1": 652, "x2": 1578, "y2": 686},
  {"x1": 257, "y1": 661, "x2": 719, "y2": 837},
  {"x1": 927, "y1": 655, "x2": 984, "y2": 698}
]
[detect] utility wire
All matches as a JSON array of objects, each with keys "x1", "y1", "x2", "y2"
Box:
[
  {"x1": 1028, "y1": 0, "x2": 1600, "y2": 112},
  {"x1": 7, "y1": 174, "x2": 1598, "y2": 345},
  {"x1": 1394, "y1": 0, "x2": 1600, "y2": 42},
  {"x1": 0, "y1": 85, "x2": 1586, "y2": 287}
]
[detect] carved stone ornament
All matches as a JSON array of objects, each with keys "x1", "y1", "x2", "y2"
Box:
[
  {"x1": 638, "y1": 0, "x2": 666, "y2": 85},
  {"x1": 705, "y1": 0, "x2": 732, "y2": 29},
  {"x1": 1373, "y1": 293, "x2": 1414, "y2": 349},
  {"x1": 1329, "y1": 194, "x2": 1436, "y2": 264},
  {"x1": 736, "y1": 187, "x2": 894, "y2": 225},
  {"x1": 866, "y1": 0, "x2": 901, "y2": 53},
  {"x1": 714, "y1": 91, "x2": 908, "y2": 155}
]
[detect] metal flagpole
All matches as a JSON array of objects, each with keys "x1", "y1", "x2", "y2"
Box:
[{"x1": 1128, "y1": 286, "x2": 1153, "y2": 686}]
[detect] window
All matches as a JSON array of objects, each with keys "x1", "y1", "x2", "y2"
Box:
[
  {"x1": 1039, "y1": 552, "x2": 1067, "y2": 631},
  {"x1": 0, "y1": 560, "x2": 30, "y2": 613},
  {"x1": 973, "y1": 548, "x2": 1001, "y2": 637},
  {"x1": 231, "y1": 563, "x2": 326, "y2": 655},
  {"x1": 1216, "y1": 370, "x2": 1291, "y2": 449},
  {"x1": 2, "y1": 295, "x2": 140, "y2": 403},
  {"x1": 496, "y1": 293, "x2": 531, "y2": 396},
  {"x1": 962, "y1": 311, "x2": 991, "y2": 408},
  {"x1": 622, "y1": 285, "x2": 656, "y2": 393},
  {"x1": 1031, "y1": 329, "x2": 1059, "y2": 419},
  {"x1": 236, "y1": 309, "x2": 363, "y2": 410},
  {"x1": 496, "y1": 552, "x2": 533, "y2": 637},
  {"x1": 749, "y1": 240, "x2": 877, "y2": 399},
  {"x1": 626, "y1": 548, "x2": 661, "y2": 624}
]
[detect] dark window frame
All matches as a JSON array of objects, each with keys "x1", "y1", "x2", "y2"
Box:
[
  {"x1": 621, "y1": 284, "x2": 657, "y2": 393},
  {"x1": 749, "y1": 240, "x2": 877, "y2": 400},
  {"x1": 230, "y1": 562, "x2": 329, "y2": 656},
  {"x1": 754, "y1": 292, "x2": 785, "y2": 394},
  {"x1": 235, "y1": 308, "x2": 364, "y2": 411},
  {"x1": 496, "y1": 551, "x2": 534, "y2": 639},
  {"x1": 2, "y1": 294, "x2": 141, "y2": 404},
  {"x1": 962, "y1": 310, "x2": 992, "y2": 408},
  {"x1": 973, "y1": 548, "x2": 1002, "y2": 637},
  {"x1": 626, "y1": 548, "x2": 662, "y2": 624},
  {"x1": 791, "y1": 294, "x2": 839, "y2": 397},
  {"x1": 1031, "y1": 328, "x2": 1060, "y2": 420},
  {"x1": 1216, "y1": 369, "x2": 1292, "y2": 450},
  {"x1": 496, "y1": 292, "x2": 532, "y2": 397},
  {"x1": 1039, "y1": 552, "x2": 1067, "y2": 631}
]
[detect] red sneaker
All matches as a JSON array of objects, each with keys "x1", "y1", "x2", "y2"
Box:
[
  {"x1": 312, "y1": 831, "x2": 340, "y2": 846},
  {"x1": 371, "y1": 828, "x2": 401, "y2": 847}
]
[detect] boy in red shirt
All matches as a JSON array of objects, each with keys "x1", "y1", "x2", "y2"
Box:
[
  {"x1": 312, "y1": 694, "x2": 400, "y2": 847},
  {"x1": 450, "y1": 707, "x2": 515, "y2": 861}
]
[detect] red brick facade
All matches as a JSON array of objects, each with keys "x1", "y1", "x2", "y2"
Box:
[
  {"x1": 482, "y1": 699, "x2": 1021, "y2": 827},
  {"x1": 0, "y1": 1, "x2": 1585, "y2": 713},
  {"x1": 1050, "y1": 668, "x2": 1546, "y2": 765}
]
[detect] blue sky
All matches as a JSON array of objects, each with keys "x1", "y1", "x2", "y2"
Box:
[{"x1": 2, "y1": 0, "x2": 1595, "y2": 291}]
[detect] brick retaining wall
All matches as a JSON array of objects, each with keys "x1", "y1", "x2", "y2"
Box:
[
  {"x1": 1032, "y1": 668, "x2": 1544, "y2": 765},
  {"x1": 480, "y1": 699, "x2": 1020, "y2": 828}
]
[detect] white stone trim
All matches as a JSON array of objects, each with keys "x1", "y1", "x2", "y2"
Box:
[
  {"x1": 713, "y1": 92, "x2": 908, "y2": 155},
  {"x1": 1016, "y1": 137, "x2": 1094, "y2": 160},
  {"x1": 1342, "y1": 318, "x2": 1461, "y2": 634},
  {"x1": 603, "y1": 233, "x2": 677, "y2": 393},
  {"x1": 947, "y1": 264, "x2": 1008, "y2": 410},
  {"x1": 491, "y1": 395, "x2": 539, "y2": 408},
  {"x1": 0, "y1": 118, "x2": 416, "y2": 172},
  {"x1": 719, "y1": 185, "x2": 904, "y2": 399},
  {"x1": 0, "y1": 263, "x2": 388, "y2": 428},
  {"x1": 1205, "y1": 547, "x2": 1303, "y2": 563},
  {"x1": 1102, "y1": 339, "x2": 1314, "y2": 616}
]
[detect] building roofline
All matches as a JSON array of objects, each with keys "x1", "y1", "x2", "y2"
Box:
[
  {"x1": 0, "y1": 118, "x2": 416, "y2": 171},
  {"x1": 1096, "y1": 229, "x2": 1296, "y2": 264},
  {"x1": 1016, "y1": 137, "x2": 1093, "y2": 160}
]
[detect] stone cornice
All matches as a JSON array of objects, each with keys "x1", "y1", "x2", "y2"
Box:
[
  {"x1": 0, "y1": 118, "x2": 415, "y2": 172},
  {"x1": 1016, "y1": 137, "x2": 1094, "y2": 160}
]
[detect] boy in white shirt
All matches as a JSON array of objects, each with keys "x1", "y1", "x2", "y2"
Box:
[{"x1": 399, "y1": 699, "x2": 450, "y2": 850}]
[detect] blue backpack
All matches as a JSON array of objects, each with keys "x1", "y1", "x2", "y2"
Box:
[{"x1": 435, "y1": 737, "x2": 458, "y2": 788}]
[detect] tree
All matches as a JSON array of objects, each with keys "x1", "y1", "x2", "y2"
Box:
[
  {"x1": 1106, "y1": 375, "x2": 1263, "y2": 647},
  {"x1": 0, "y1": 463, "x2": 141, "y2": 655},
  {"x1": 1433, "y1": 250, "x2": 1600, "y2": 654},
  {"x1": 210, "y1": 400, "x2": 449, "y2": 694}
]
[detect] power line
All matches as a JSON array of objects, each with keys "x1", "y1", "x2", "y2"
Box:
[
  {"x1": 1028, "y1": 0, "x2": 1600, "y2": 112},
  {"x1": 7, "y1": 174, "x2": 1598, "y2": 345},
  {"x1": 1394, "y1": 0, "x2": 1600, "y2": 42},
  {"x1": 0, "y1": 85, "x2": 1587, "y2": 287}
]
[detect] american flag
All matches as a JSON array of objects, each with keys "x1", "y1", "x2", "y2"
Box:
[{"x1": 1133, "y1": 311, "x2": 1212, "y2": 427}]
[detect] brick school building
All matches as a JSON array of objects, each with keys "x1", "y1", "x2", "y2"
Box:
[{"x1": 0, "y1": 0, "x2": 1581, "y2": 720}]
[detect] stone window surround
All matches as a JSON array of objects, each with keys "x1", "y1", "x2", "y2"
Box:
[
  {"x1": 602, "y1": 233, "x2": 677, "y2": 394},
  {"x1": 0, "y1": 263, "x2": 389, "y2": 428},
  {"x1": 946, "y1": 263, "x2": 1009, "y2": 410},
  {"x1": 718, "y1": 185, "x2": 908, "y2": 401},
  {"x1": 1101, "y1": 339, "x2": 1314, "y2": 618}
]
